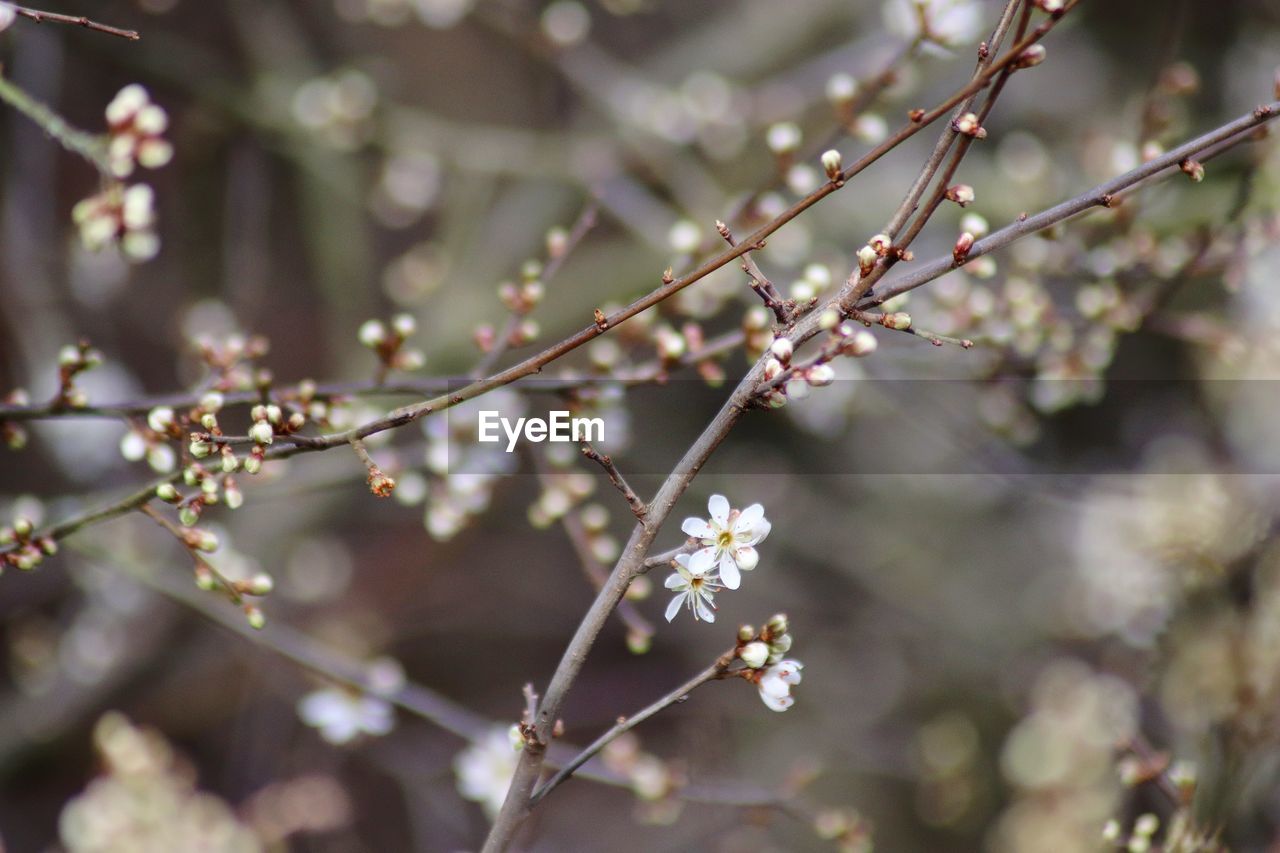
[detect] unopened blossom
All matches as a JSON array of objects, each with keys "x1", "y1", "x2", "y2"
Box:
[
  {"x1": 297, "y1": 687, "x2": 394, "y2": 744},
  {"x1": 454, "y1": 726, "x2": 520, "y2": 819},
  {"x1": 758, "y1": 659, "x2": 803, "y2": 711},
  {"x1": 664, "y1": 549, "x2": 721, "y2": 623},
  {"x1": 681, "y1": 494, "x2": 770, "y2": 589},
  {"x1": 104, "y1": 84, "x2": 174, "y2": 178},
  {"x1": 72, "y1": 184, "x2": 159, "y2": 261}
]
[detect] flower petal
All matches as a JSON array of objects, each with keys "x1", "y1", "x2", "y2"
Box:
[
  {"x1": 665, "y1": 594, "x2": 685, "y2": 622},
  {"x1": 664, "y1": 572, "x2": 685, "y2": 590},
  {"x1": 735, "y1": 503, "x2": 764, "y2": 532},
  {"x1": 759, "y1": 689, "x2": 793, "y2": 712},
  {"x1": 707, "y1": 494, "x2": 730, "y2": 526},
  {"x1": 695, "y1": 596, "x2": 716, "y2": 622},
  {"x1": 718, "y1": 556, "x2": 741, "y2": 589},
  {"x1": 681, "y1": 517, "x2": 714, "y2": 539},
  {"x1": 687, "y1": 547, "x2": 717, "y2": 575}
]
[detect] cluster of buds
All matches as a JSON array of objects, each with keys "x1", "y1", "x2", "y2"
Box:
[
  {"x1": 104, "y1": 84, "x2": 174, "y2": 178},
  {"x1": 0, "y1": 515, "x2": 57, "y2": 573},
  {"x1": 193, "y1": 334, "x2": 270, "y2": 393},
  {"x1": 359, "y1": 314, "x2": 425, "y2": 373},
  {"x1": 952, "y1": 112, "x2": 987, "y2": 139},
  {"x1": 72, "y1": 183, "x2": 159, "y2": 262},
  {"x1": 54, "y1": 340, "x2": 103, "y2": 409},
  {"x1": 736, "y1": 614, "x2": 803, "y2": 711},
  {"x1": 1, "y1": 389, "x2": 30, "y2": 450},
  {"x1": 120, "y1": 405, "x2": 180, "y2": 473},
  {"x1": 498, "y1": 261, "x2": 547, "y2": 315}
]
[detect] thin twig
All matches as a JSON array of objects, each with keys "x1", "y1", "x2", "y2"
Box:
[
  {"x1": 5, "y1": 3, "x2": 140, "y2": 40},
  {"x1": 580, "y1": 442, "x2": 647, "y2": 520},
  {"x1": 0, "y1": 71, "x2": 109, "y2": 171},
  {"x1": 529, "y1": 653, "x2": 733, "y2": 806}
]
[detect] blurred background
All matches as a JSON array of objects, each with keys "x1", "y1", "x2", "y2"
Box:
[{"x1": 3, "y1": 0, "x2": 1280, "y2": 849}]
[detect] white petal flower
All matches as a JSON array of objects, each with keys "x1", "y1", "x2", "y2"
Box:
[
  {"x1": 757, "y1": 659, "x2": 804, "y2": 712},
  {"x1": 663, "y1": 550, "x2": 720, "y2": 623},
  {"x1": 454, "y1": 727, "x2": 520, "y2": 819},
  {"x1": 297, "y1": 687, "x2": 395, "y2": 744},
  {"x1": 680, "y1": 494, "x2": 770, "y2": 589}
]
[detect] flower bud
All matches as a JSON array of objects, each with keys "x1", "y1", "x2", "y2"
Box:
[
  {"x1": 821, "y1": 149, "x2": 843, "y2": 181},
  {"x1": 1014, "y1": 45, "x2": 1046, "y2": 69},
  {"x1": 245, "y1": 606, "x2": 266, "y2": 630},
  {"x1": 179, "y1": 505, "x2": 200, "y2": 527},
  {"x1": 882, "y1": 312, "x2": 912, "y2": 331},
  {"x1": 626, "y1": 630, "x2": 652, "y2": 655},
  {"x1": 391, "y1": 313, "x2": 416, "y2": 339},
  {"x1": 199, "y1": 391, "x2": 224, "y2": 413},
  {"x1": 763, "y1": 358, "x2": 784, "y2": 381},
  {"x1": 249, "y1": 420, "x2": 274, "y2": 446},
  {"x1": 953, "y1": 231, "x2": 976, "y2": 264},
  {"x1": 946, "y1": 184, "x2": 975, "y2": 207},
  {"x1": 767, "y1": 613, "x2": 789, "y2": 637},
  {"x1": 847, "y1": 330, "x2": 878, "y2": 357},
  {"x1": 785, "y1": 378, "x2": 812, "y2": 400},
  {"x1": 953, "y1": 113, "x2": 986, "y2": 138},
  {"x1": 192, "y1": 530, "x2": 219, "y2": 552},
  {"x1": 358, "y1": 319, "x2": 387, "y2": 348},
  {"x1": 857, "y1": 245, "x2": 877, "y2": 277},
  {"x1": 156, "y1": 483, "x2": 181, "y2": 503},
  {"x1": 769, "y1": 633, "x2": 793, "y2": 655},
  {"x1": 738, "y1": 624, "x2": 756, "y2": 643},
  {"x1": 740, "y1": 641, "x2": 770, "y2": 669},
  {"x1": 248, "y1": 573, "x2": 274, "y2": 595},
  {"x1": 12, "y1": 517, "x2": 33, "y2": 539},
  {"x1": 1180, "y1": 158, "x2": 1205, "y2": 182},
  {"x1": 243, "y1": 454, "x2": 262, "y2": 475},
  {"x1": 769, "y1": 337, "x2": 794, "y2": 362},
  {"x1": 189, "y1": 438, "x2": 213, "y2": 458},
  {"x1": 147, "y1": 406, "x2": 175, "y2": 433},
  {"x1": 806, "y1": 364, "x2": 835, "y2": 386},
  {"x1": 819, "y1": 308, "x2": 840, "y2": 330},
  {"x1": 765, "y1": 122, "x2": 801, "y2": 155}
]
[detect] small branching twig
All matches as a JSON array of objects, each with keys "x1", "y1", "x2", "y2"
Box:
[
  {"x1": 716, "y1": 220, "x2": 791, "y2": 324},
  {"x1": 349, "y1": 437, "x2": 396, "y2": 498},
  {"x1": 580, "y1": 442, "x2": 647, "y2": 521}
]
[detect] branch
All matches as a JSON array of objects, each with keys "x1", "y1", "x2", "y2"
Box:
[
  {"x1": 580, "y1": 442, "x2": 647, "y2": 521},
  {"x1": 858, "y1": 101, "x2": 1280, "y2": 309},
  {"x1": 4, "y1": 3, "x2": 140, "y2": 40},
  {"x1": 529, "y1": 653, "x2": 733, "y2": 806},
  {"x1": 0, "y1": 70, "x2": 109, "y2": 171}
]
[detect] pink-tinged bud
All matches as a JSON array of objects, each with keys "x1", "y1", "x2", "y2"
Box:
[
  {"x1": 250, "y1": 404, "x2": 268, "y2": 422},
  {"x1": 882, "y1": 312, "x2": 912, "y2": 331},
  {"x1": 868, "y1": 234, "x2": 892, "y2": 256},
  {"x1": 821, "y1": 149, "x2": 843, "y2": 181},
  {"x1": 953, "y1": 113, "x2": 986, "y2": 139},
  {"x1": 769, "y1": 337, "x2": 794, "y2": 362},
  {"x1": 1014, "y1": 45, "x2": 1046, "y2": 69},
  {"x1": 1180, "y1": 159, "x2": 1205, "y2": 182},
  {"x1": 287, "y1": 412, "x2": 306, "y2": 431},
  {"x1": 953, "y1": 231, "x2": 976, "y2": 264},
  {"x1": 38, "y1": 537, "x2": 57, "y2": 556},
  {"x1": 245, "y1": 606, "x2": 266, "y2": 630},
  {"x1": 243, "y1": 454, "x2": 263, "y2": 475},
  {"x1": 806, "y1": 364, "x2": 835, "y2": 387},
  {"x1": 763, "y1": 358, "x2": 785, "y2": 381},
  {"x1": 946, "y1": 184, "x2": 975, "y2": 207}
]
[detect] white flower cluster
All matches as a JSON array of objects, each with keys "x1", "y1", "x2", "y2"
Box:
[
  {"x1": 665, "y1": 495, "x2": 771, "y2": 623},
  {"x1": 738, "y1": 615, "x2": 804, "y2": 711},
  {"x1": 104, "y1": 84, "x2": 174, "y2": 178}
]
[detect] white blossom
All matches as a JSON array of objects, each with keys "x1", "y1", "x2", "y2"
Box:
[
  {"x1": 297, "y1": 687, "x2": 394, "y2": 744},
  {"x1": 680, "y1": 494, "x2": 770, "y2": 589},
  {"x1": 454, "y1": 726, "x2": 520, "y2": 819},
  {"x1": 664, "y1": 549, "x2": 721, "y2": 623},
  {"x1": 883, "y1": 0, "x2": 984, "y2": 48},
  {"x1": 757, "y1": 659, "x2": 803, "y2": 712}
]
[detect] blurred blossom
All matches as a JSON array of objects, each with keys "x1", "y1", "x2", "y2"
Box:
[
  {"x1": 291, "y1": 71, "x2": 378, "y2": 150},
  {"x1": 883, "y1": 0, "x2": 984, "y2": 49},
  {"x1": 297, "y1": 687, "x2": 395, "y2": 744},
  {"x1": 454, "y1": 727, "x2": 520, "y2": 819},
  {"x1": 59, "y1": 713, "x2": 261, "y2": 852},
  {"x1": 541, "y1": 1, "x2": 591, "y2": 47},
  {"x1": 992, "y1": 660, "x2": 1136, "y2": 853},
  {"x1": 413, "y1": 0, "x2": 474, "y2": 29},
  {"x1": 1069, "y1": 463, "x2": 1266, "y2": 644}
]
